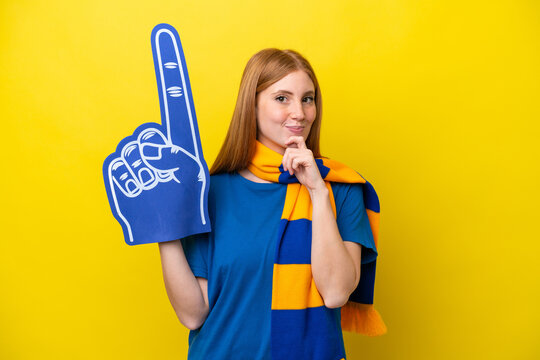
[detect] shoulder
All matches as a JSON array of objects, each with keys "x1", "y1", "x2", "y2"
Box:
[
  {"x1": 208, "y1": 172, "x2": 237, "y2": 191},
  {"x1": 329, "y1": 182, "x2": 366, "y2": 218},
  {"x1": 207, "y1": 172, "x2": 254, "y2": 201},
  {"x1": 210, "y1": 172, "x2": 234, "y2": 182},
  {"x1": 330, "y1": 182, "x2": 364, "y2": 201}
]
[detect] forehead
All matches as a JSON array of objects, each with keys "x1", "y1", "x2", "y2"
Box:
[{"x1": 267, "y1": 70, "x2": 315, "y2": 92}]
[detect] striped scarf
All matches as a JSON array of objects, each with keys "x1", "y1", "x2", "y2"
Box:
[{"x1": 247, "y1": 141, "x2": 386, "y2": 360}]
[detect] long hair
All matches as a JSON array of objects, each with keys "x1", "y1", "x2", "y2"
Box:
[{"x1": 210, "y1": 48, "x2": 322, "y2": 174}]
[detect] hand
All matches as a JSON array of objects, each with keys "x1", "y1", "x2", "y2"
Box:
[
  {"x1": 103, "y1": 24, "x2": 210, "y2": 245},
  {"x1": 282, "y1": 136, "x2": 326, "y2": 193}
]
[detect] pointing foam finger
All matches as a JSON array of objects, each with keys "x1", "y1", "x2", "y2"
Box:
[{"x1": 152, "y1": 24, "x2": 198, "y2": 156}]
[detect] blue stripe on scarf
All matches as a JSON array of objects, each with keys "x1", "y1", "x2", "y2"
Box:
[
  {"x1": 349, "y1": 260, "x2": 376, "y2": 304},
  {"x1": 274, "y1": 219, "x2": 312, "y2": 264},
  {"x1": 362, "y1": 180, "x2": 380, "y2": 212},
  {"x1": 248, "y1": 140, "x2": 386, "y2": 356},
  {"x1": 271, "y1": 306, "x2": 346, "y2": 360}
]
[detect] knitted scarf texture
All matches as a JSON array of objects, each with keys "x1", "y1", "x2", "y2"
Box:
[{"x1": 247, "y1": 141, "x2": 386, "y2": 360}]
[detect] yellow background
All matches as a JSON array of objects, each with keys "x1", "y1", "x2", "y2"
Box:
[{"x1": 1, "y1": 0, "x2": 539, "y2": 359}]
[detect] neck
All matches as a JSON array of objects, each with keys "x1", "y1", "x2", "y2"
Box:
[{"x1": 238, "y1": 168, "x2": 272, "y2": 183}]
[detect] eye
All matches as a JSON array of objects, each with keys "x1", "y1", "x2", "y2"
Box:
[
  {"x1": 275, "y1": 95, "x2": 287, "y2": 103},
  {"x1": 303, "y1": 96, "x2": 314, "y2": 104}
]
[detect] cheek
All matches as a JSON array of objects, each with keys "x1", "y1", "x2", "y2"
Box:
[
  {"x1": 265, "y1": 110, "x2": 288, "y2": 128},
  {"x1": 271, "y1": 106, "x2": 288, "y2": 121},
  {"x1": 258, "y1": 102, "x2": 284, "y2": 124},
  {"x1": 304, "y1": 108, "x2": 317, "y2": 133},
  {"x1": 306, "y1": 107, "x2": 317, "y2": 124}
]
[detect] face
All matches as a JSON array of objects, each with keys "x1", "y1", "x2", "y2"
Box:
[{"x1": 255, "y1": 70, "x2": 316, "y2": 154}]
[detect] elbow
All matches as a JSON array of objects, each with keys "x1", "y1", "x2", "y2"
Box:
[
  {"x1": 323, "y1": 292, "x2": 350, "y2": 309},
  {"x1": 179, "y1": 311, "x2": 207, "y2": 330},
  {"x1": 321, "y1": 279, "x2": 358, "y2": 309},
  {"x1": 176, "y1": 305, "x2": 209, "y2": 330},
  {"x1": 181, "y1": 316, "x2": 205, "y2": 330}
]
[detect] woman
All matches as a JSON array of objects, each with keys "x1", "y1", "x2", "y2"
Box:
[{"x1": 158, "y1": 48, "x2": 382, "y2": 359}]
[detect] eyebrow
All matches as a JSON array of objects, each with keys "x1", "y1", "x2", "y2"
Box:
[{"x1": 271, "y1": 90, "x2": 315, "y2": 96}]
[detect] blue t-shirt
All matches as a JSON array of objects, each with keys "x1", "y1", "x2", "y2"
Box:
[{"x1": 181, "y1": 172, "x2": 377, "y2": 359}]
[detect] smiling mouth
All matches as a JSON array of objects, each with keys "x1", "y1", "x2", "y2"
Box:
[{"x1": 286, "y1": 126, "x2": 305, "y2": 132}]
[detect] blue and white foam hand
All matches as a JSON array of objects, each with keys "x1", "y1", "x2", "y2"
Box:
[{"x1": 103, "y1": 24, "x2": 211, "y2": 246}]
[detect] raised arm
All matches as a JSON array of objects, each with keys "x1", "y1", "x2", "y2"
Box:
[{"x1": 282, "y1": 136, "x2": 361, "y2": 308}]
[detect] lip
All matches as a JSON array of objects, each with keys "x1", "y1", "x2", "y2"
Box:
[{"x1": 285, "y1": 126, "x2": 305, "y2": 135}]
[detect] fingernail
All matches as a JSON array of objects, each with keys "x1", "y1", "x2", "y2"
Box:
[
  {"x1": 140, "y1": 168, "x2": 154, "y2": 185},
  {"x1": 126, "y1": 179, "x2": 138, "y2": 194},
  {"x1": 142, "y1": 144, "x2": 160, "y2": 159}
]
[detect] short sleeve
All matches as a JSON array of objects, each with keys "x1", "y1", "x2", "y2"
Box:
[
  {"x1": 332, "y1": 183, "x2": 378, "y2": 264},
  {"x1": 181, "y1": 232, "x2": 210, "y2": 279}
]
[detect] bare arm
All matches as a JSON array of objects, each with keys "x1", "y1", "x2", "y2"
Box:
[
  {"x1": 281, "y1": 136, "x2": 362, "y2": 309},
  {"x1": 310, "y1": 186, "x2": 362, "y2": 309},
  {"x1": 158, "y1": 240, "x2": 209, "y2": 329}
]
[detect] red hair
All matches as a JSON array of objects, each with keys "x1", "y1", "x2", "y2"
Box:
[{"x1": 210, "y1": 48, "x2": 322, "y2": 174}]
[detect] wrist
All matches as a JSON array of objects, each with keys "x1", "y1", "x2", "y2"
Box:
[{"x1": 309, "y1": 182, "x2": 329, "y2": 200}]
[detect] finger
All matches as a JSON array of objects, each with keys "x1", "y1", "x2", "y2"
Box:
[
  {"x1": 152, "y1": 24, "x2": 199, "y2": 157},
  {"x1": 138, "y1": 128, "x2": 168, "y2": 158},
  {"x1": 292, "y1": 158, "x2": 299, "y2": 172},
  {"x1": 144, "y1": 144, "x2": 198, "y2": 171},
  {"x1": 144, "y1": 144, "x2": 202, "y2": 186},
  {"x1": 287, "y1": 151, "x2": 296, "y2": 176},
  {"x1": 292, "y1": 157, "x2": 306, "y2": 172},
  {"x1": 282, "y1": 148, "x2": 289, "y2": 173},
  {"x1": 121, "y1": 141, "x2": 158, "y2": 190},
  {"x1": 282, "y1": 148, "x2": 289, "y2": 172},
  {"x1": 285, "y1": 148, "x2": 302, "y2": 175},
  {"x1": 108, "y1": 158, "x2": 142, "y2": 197},
  {"x1": 138, "y1": 128, "x2": 175, "y2": 181},
  {"x1": 285, "y1": 136, "x2": 307, "y2": 149},
  {"x1": 139, "y1": 128, "x2": 199, "y2": 173}
]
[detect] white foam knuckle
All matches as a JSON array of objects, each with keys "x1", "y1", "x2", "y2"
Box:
[
  {"x1": 166, "y1": 85, "x2": 183, "y2": 98},
  {"x1": 138, "y1": 128, "x2": 168, "y2": 150},
  {"x1": 156, "y1": 170, "x2": 175, "y2": 183}
]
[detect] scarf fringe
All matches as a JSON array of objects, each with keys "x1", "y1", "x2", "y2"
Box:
[{"x1": 341, "y1": 302, "x2": 387, "y2": 336}]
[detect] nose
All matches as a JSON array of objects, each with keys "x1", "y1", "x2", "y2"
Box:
[{"x1": 289, "y1": 99, "x2": 305, "y2": 121}]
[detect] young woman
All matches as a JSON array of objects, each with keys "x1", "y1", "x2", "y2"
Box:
[{"x1": 158, "y1": 48, "x2": 381, "y2": 359}]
